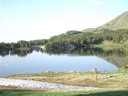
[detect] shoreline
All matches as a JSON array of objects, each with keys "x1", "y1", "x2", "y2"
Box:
[
  {"x1": 0, "y1": 68, "x2": 128, "y2": 89},
  {"x1": 0, "y1": 78, "x2": 99, "y2": 90}
]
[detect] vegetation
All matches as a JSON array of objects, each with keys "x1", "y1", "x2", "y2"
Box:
[
  {"x1": 97, "y1": 11, "x2": 128, "y2": 30},
  {"x1": 82, "y1": 11, "x2": 128, "y2": 32},
  {"x1": 0, "y1": 39, "x2": 48, "y2": 50},
  {"x1": 0, "y1": 30, "x2": 128, "y2": 51},
  {"x1": 7, "y1": 68, "x2": 128, "y2": 89},
  {"x1": 1, "y1": 68, "x2": 128, "y2": 96},
  {"x1": 0, "y1": 89, "x2": 128, "y2": 96},
  {"x1": 45, "y1": 29, "x2": 128, "y2": 50},
  {"x1": 1, "y1": 11, "x2": 128, "y2": 96},
  {"x1": 1, "y1": 12, "x2": 128, "y2": 51}
]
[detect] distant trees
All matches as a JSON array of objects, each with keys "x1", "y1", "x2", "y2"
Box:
[
  {"x1": 28, "y1": 39, "x2": 48, "y2": 46},
  {"x1": 1, "y1": 29, "x2": 128, "y2": 50},
  {"x1": 0, "y1": 42, "x2": 11, "y2": 50},
  {"x1": 0, "y1": 39, "x2": 48, "y2": 50},
  {"x1": 45, "y1": 29, "x2": 128, "y2": 49}
]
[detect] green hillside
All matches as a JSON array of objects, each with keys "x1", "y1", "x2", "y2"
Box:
[
  {"x1": 45, "y1": 11, "x2": 128, "y2": 50},
  {"x1": 82, "y1": 11, "x2": 128, "y2": 32},
  {"x1": 45, "y1": 29, "x2": 128, "y2": 50},
  {"x1": 1, "y1": 11, "x2": 128, "y2": 51},
  {"x1": 98, "y1": 11, "x2": 128, "y2": 30}
]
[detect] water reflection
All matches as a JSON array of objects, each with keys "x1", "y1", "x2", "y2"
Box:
[
  {"x1": 44, "y1": 48, "x2": 127, "y2": 57},
  {"x1": 0, "y1": 48, "x2": 127, "y2": 57},
  {"x1": 0, "y1": 48, "x2": 128, "y2": 70},
  {"x1": 0, "y1": 50, "x2": 32, "y2": 57},
  {"x1": 44, "y1": 48, "x2": 128, "y2": 68}
]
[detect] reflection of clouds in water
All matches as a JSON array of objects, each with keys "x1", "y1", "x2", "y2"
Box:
[
  {"x1": 4, "y1": 60, "x2": 13, "y2": 67},
  {"x1": 0, "y1": 55, "x2": 14, "y2": 67},
  {"x1": 47, "y1": 56, "x2": 51, "y2": 59},
  {"x1": 0, "y1": 57, "x2": 2, "y2": 63}
]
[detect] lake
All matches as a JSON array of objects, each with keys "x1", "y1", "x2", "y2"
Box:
[{"x1": 0, "y1": 48, "x2": 128, "y2": 76}]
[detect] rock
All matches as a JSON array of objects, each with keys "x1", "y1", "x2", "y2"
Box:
[
  {"x1": 69, "y1": 70, "x2": 76, "y2": 72},
  {"x1": 107, "y1": 76, "x2": 114, "y2": 78}
]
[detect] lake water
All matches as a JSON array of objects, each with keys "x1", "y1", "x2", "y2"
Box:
[{"x1": 0, "y1": 48, "x2": 128, "y2": 76}]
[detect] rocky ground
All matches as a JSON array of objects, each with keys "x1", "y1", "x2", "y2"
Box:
[{"x1": 0, "y1": 78, "x2": 99, "y2": 89}]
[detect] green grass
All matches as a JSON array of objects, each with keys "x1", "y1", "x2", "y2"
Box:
[
  {"x1": 94, "y1": 41, "x2": 121, "y2": 49},
  {"x1": 94, "y1": 40, "x2": 128, "y2": 52},
  {"x1": 0, "y1": 89, "x2": 128, "y2": 96}
]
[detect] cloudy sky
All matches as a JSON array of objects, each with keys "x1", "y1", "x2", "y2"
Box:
[{"x1": 0, "y1": 0, "x2": 128, "y2": 42}]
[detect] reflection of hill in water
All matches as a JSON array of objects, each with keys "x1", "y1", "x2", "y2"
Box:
[
  {"x1": 0, "y1": 48, "x2": 128, "y2": 68},
  {"x1": 100, "y1": 55, "x2": 128, "y2": 68},
  {"x1": 44, "y1": 48, "x2": 128, "y2": 68}
]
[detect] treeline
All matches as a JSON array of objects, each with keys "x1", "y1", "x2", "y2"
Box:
[
  {"x1": 0, "y1": 39, "x2": 48, "y2": 50},
  {"x1": 1, "y1": 29, "x2": 128, "y2": 50},
  {"x1": 45, "y1": 29, "x2": 128, "y2": 49}
]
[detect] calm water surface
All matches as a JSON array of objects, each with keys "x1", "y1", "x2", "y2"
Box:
[{"x1": 0, "y1": 49, "x2": 127, "y2": 76}]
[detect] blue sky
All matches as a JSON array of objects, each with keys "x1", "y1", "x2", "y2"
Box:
[{"x1": 0, "y1": 0, "x2": 128, "y2": 43}]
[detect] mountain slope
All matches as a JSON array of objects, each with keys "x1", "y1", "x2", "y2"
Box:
[
  {"x1": 98, "y1": 11, "x2": 128, "y2": 30},
  {"x1": 82, "y1": 11, "x2": 128, "y2": 32},
  {"x1": 82, "y1": 28, "x2": 95, "y2": 32}
]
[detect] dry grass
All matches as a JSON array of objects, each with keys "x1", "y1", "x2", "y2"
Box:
[{"x1": 5, "y1": 68, "x2": 128, "y2": 89}]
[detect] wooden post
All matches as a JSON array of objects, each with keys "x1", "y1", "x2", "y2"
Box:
[{"x1": 92, "y1": 68, "x2": 99, "y2": 80}]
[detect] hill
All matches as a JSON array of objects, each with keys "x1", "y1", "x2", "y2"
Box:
[
  {"x1": 98, "y1": 11, "x2": 128, "y2": 30},
  {"x1": 45, "y1": 11, "x2": 128, "y2": 50},
  {"x1": 82, "y1": 11, "x2": 128, "y2": 32}
]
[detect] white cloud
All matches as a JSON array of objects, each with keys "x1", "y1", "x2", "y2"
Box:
[
  {"x1": 88, "y1": 0, "x2": 104, "y2": 5},
  {"x1": 107, "y1": 4, "x2": 115, "y2": 8},
  {"x1": 88, "y1": 0, "x2": 115, "y2": 9}
]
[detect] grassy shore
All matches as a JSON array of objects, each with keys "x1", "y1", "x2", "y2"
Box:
[
  {"x1": 0, "y1": 68, "x2": 128, "y2": 95},
  {"x1": 3, "y1": 67, "x2": 128, "y2": 89}
]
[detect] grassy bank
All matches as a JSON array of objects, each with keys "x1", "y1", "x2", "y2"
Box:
[
  {"x1": 0, "y1": 89, "x2": 128, "y2": 96},
  {"x1": 94, "y1": 40, "x2": 128, "y2": 52},
  {"x1": 5, "y1": 68, "x2": 128, "y2": 89},
  {"x1": 1, "y1": 68, "x2": 128, "y2": 96}
]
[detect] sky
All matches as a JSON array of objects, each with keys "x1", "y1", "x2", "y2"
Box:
[{"x1": 0, "y1": 0, "x2": 128, "y2": 43}]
